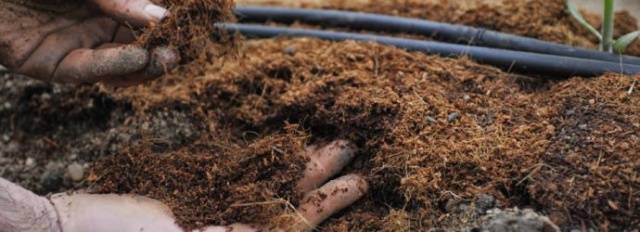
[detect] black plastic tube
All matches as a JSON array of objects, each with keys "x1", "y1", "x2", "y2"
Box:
[
  {"x1": 221, "y1": 23, "x2": 640, "y2": 77},
  {"x1": 235, "y1": 6, "x2": 640, "y2": 65}
]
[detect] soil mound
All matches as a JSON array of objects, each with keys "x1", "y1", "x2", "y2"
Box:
[{"x1": 90, "y1": 38, "x2": 639, "y2": 230}]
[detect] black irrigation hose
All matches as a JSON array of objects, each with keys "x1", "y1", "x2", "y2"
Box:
[
  {"x1": 220, "y1": 23, "x2": 640, "y2": 77},
  {"x1": 235, "y1": 6, "x2": 640, "y2": 66}
]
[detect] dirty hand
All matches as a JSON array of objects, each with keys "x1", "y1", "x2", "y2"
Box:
[
  {"x1": 0, "y1": 140, "x2": 368, "y2": 232},
  {"x1": 0, "y1": 0, "x2": 178, "y2": 86}
]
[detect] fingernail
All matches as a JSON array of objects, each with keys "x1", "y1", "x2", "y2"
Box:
[{"x1": 144, "y1": 4, "x2": 168, "y2": 22}]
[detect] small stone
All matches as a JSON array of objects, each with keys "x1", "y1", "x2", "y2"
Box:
[
  {"x1": 426, "y1": 116, "x2": 437, "y2": 123},
  {"x1": 481, "y1": 208, "x2": 560, "y2": 232},
  {"x1": 40, "y1": 93, "x2": 51, "y2": 100},
  {"x1": 588, "y1": 99, "x2": 596, "y2": 104},
  {"x1": 1, "y1": 134, "x2": 9, "y2": 142},
  {"x1": 25, "y1": 158, "x2": 35, "y2": 167},
  {"x1": 66, "y1": 163, "x2": 85, "y2": 182},
  {"x1": 564, "y1": 109, "x2": 575, "y2": 116},
  {"x1": 475, "y1": 194, "x2": 496, "y2": 215},
  {"x1": 448, "y1": 112, "x2": 461, "y2": 123},
  {"x1": 283, "y1": 46, "x2": 296, "y2": 55},
  {"x1": 445, "y1": 198, "x2": 468, "y2": 213},
  {"x1": 578, "y1": 124, "x2": 588, "y2": 130},
  {"x1": 86, "y1": 98, "x2": 95, "y2": 108},
  {"x1": 3, "y1": 102, "x2": 11, "y2": 109},
  {"x1": 463, "y1": 95, "x2": 471, "y2": 101}
]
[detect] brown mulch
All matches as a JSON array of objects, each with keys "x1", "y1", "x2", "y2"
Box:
[
  {"x1": 90, "y1": 37, "x2": 640, "y2": 231},
  {"x1": 139, "y1": 0, "x2": 236, "y2": 62},
  {"x1": 85, "y1": 0, "x2": 640, "y2": 231}
]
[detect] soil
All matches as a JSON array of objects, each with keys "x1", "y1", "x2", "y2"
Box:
[
  {"x1": 1, "y1": 0, "x2": 639, "y2": 231},
  {"x1": 140, "y1": 0, "x2": 235, "y2": 62}
]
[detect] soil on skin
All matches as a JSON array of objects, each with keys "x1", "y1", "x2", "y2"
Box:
[{"x1": 0, "y1": 0, "x2": 639, "y2": 231}]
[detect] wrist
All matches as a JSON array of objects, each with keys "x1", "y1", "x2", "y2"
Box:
[
  {"x1": 49, "y1": 193, "x2": 184, "y2": 232},
  {"x1": 0, "y1": 178, "x2": 62, "y2": 232}
]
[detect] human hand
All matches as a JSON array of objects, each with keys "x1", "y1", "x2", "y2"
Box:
[
  {"x1": 0, "y1": 0, "x2": 179, "y2": 86},
  {"x1": 0, "y1": 140, "x2": 368, "y2": 232}
]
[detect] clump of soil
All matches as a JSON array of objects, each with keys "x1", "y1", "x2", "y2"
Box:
[{"x1": 139, "y1": 0, "x2": 235, "y2": 62}]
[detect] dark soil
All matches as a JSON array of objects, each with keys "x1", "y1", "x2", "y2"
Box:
[
  {"x1": 1, "y1": 0, "x2": 639, "y2": 231},
  {"x1": 0, "y1": 75, "x2": 133, "y2": 194}
]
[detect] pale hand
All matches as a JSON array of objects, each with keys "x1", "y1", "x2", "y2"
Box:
[{"x1": 0, "y1": 140, "x2": 368, "y2": 232}]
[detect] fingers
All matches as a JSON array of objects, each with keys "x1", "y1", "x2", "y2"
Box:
[
  {"x1": 50, "y1": 194, "x2": 183, "y2": 232},
  {"x1": 296, "y1": 140, "x2": 357, "y2": 193},
  {"x1": 54, "y1": 45, "x2": 178, "y2": 86},
  {"x1": 53, "y1": 45, "x2": 149, "y2": 84},
  {"x1": 17, "y1": 17, "x2": 119, "y2": 81},
  {"x1": 295, "y1": 174, "x2": 369, "y2": 231},
  {"x1": 100, "y1": 46, "x2": 179, "y2": 87},
  {"x1": 0, "y1": 8, "x2": 79, "y2": 69},
  {"x1": 93, "y1": 0, "x2": 169, "y2": 27},
  {"x1": 200, "y1": 141, "x2": 364, "y2": 232},
  {"x1": 141, "y1": 46, "x2": 180, "y2": 77}
]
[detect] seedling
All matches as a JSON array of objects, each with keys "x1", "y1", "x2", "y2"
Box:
[{"x1": 567, "y1": 0, "x2": 640, "y2": 53}]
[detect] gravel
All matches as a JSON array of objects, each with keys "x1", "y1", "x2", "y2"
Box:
[
  {"x1": 476, "y1": 208, "x2": 561, "y2": 232},
  {"x1": 0, "y1": 73, "x2": 205, "y2": 194},
  {"x1": 475, "y1": 194, "x2": 497, "y2": 215},
  {"x1": 448, "y1": 112, "x2": 461, "y2": 122}
]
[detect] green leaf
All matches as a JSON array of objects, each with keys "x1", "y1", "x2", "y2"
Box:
[
  {"x1": 614, "y1": 31, "x2": 640, "y2": 53},
  {"x1": 566, "y1": 0, "x2": 602, "y2": 41}
]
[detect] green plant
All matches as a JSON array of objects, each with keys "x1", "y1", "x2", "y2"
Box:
[{"x1": 567, "y1": 0, "x2": 640, "y2": 53}]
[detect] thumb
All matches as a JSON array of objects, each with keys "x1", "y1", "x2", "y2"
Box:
[{"x1": 93, "y1": 0, "x2": 169, "y2": 27}]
